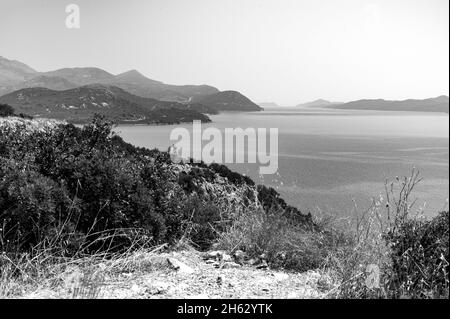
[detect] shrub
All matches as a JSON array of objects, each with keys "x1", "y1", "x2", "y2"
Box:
[
  {"x1": 0, "y1": 115, "x2": 176, "y2": 255},
  {"x1": 0, "y1": 104, "x2": 14, "y2": 117},
  {"x1": 384, "y1": 211, "x2": 449, "y2": 298},
  {"x1": 0, "y1": 114, "x2": 257, "y2": 256},
  {"x1": 327, "y1": 169, "x2": 449, "y2": 299},
  {"x1": 209, "y1": 163, "x2": 254, "y2": 186}
]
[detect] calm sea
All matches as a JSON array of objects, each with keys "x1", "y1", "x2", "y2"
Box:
[{"x1": 114, "y1": 107, "x2": 449, "y2": 218}]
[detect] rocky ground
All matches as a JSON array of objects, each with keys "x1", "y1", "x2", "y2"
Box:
[{"x1": 21, "y1": 248, "x2": 333, "y2": 299}]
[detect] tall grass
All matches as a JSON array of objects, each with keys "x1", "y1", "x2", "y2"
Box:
[
  {"x1": 217, "y1": 168, "x2": 449, "y2": 299},
  {"x1": 324, "y1": 168, "x2": 449, "y2": 298}
]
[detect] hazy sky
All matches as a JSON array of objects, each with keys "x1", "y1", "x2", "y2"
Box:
[{"x1": 0, "y1": 0, "x2": 448, "y2": 105}]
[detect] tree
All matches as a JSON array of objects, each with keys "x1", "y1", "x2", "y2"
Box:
[{"x1": 0, "y1": 103, "x2": 15, "y2": 117}]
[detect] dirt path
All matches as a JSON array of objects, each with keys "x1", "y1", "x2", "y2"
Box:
[{"x1": 22, "y1": 249, "x2": 329, "y2": 299}]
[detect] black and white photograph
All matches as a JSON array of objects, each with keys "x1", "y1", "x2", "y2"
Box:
[{"x1": 0, "y1": 0, "x2": 448, "y2": 305}]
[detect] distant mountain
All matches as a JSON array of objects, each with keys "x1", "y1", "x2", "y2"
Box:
[
  {"x1": 332, "y1": 96, "x2": 449, "y2": 113},
  {"x1": 42, "y1": 67, "x2": 116, "y2": 86},
  {"x1": 105, "y1": 69, "x2": 219, "y2": 103},
  {"x1": 0, "y1": 85, "x2": 211, "y2": 124},
  {"x1": 192, "y1": 91, "x2": 263, "y2": 111},
  {"x1": 0, "y1": 56, "x2": 259, "y2": 112},
  {"x1": 258, "y1": 102, "x2": 279, "y2": 107},
  {"x1": 0, "y1": 56, "x2": 37, "y2": 86},
  {"x1": 15, "y1": 75, "x2": 78, "y2": 91},
  {"x1": 296, "y1": 99, "x2": 343, "y2": 108}
]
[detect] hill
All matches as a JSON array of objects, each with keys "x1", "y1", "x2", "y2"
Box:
[
  {"x1": 0, "y1": 56, "x2": 260, "y2": 112},
  {"x1": 0, "y1": 85, "x2": 211, "y2": 124},
  {"x1": 42, "y1": 67, "x2": 116, "y2": 86},
  {"x1": 332, "y1": 96, "x2": 449, "y2": 113},
  {"x1": 296, "y1": 99, "x2": 343, "y2": 108},
  {"x1": 108, "y1": 69, "x2": 219, "y2": 103},
  {"x1": 192, "y1": 91, "x2": 263, "y2": 111},
  {"x1": 14, "y1": 75, "x2": 79, "y2": 91},
  {"x1": 0, "y1": 56, "x2": 37, "y2": 86}
]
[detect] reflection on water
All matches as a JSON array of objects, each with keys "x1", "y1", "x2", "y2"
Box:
[{"x1": 114, "y1": 108, "x2": 449, "y2": 217}]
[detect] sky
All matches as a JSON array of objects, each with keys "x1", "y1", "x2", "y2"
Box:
[{"x1": 0, "y1": 0, "x2": 448, "y2": 105}]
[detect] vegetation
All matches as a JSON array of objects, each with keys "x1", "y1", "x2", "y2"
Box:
[
  {"x1": 0, "y1": 86, "x2": 211, "y2": 124},
  {"x1": 0, "y1": 114, "x2": 448, "y2": 299},
  {"x1": 323, "y1": 170, "x2": 449, "y2": 298},
  {"x1": 0, "y1": 103, "x2": 33, "y2": 119},
  {"x1": 0, "y1": 103, "x2": 14, "y2": 117}
]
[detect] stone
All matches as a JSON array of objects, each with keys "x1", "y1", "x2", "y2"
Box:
[
  {"x1": 234, "y1": 250, "x2": 246, "y2": 263},
  {"x1": 221, "y1": 253, "x2": 233, "y2": 262},
  {"x1": 220, "y1": 262, "x2": 241, "y2": 269},
  {"x1": 256, "y1": 260, "x2": 269, "y2": 270},
  {"x1": 259, "y1": 253, "x2": 268, "y2": 260},
  {"x1": 145, "y1": 280, "x2": 170, "y2": 295},
  {"x1": 203, "y1": 251, "x2": 219, "y2": 260},
  {"x1": 167, "y1": 258, "x2": 194, "y2": 274},
  {"x1": 204, "y1": 250, "x2": 225, "y2": 260},
  {"x1": 247, "y1": 258, "x2": 258, "y2": 266}
]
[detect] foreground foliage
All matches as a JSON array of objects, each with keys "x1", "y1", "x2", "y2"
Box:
[
  {"x1": 0, "y1": 115, "x2": 312, "y2": 256},
  {"x1": 0, "y1": 115, "x2": 448, "y2": 299}
]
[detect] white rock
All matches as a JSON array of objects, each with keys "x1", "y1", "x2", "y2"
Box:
[
  {"x1": 167, "y1": 257, "x2": 195, "y2": 274},
  {"x1": 204, "y1": 251, "x2": 221, "y2": 260},
  {"x1": 256, "y1": 260, "x2": 269, "y2": 270},
  {"x1": 145, "y1": 280, "x2": 170, "y2": 295},
  {"x1": 221, "y1": 253, "x2": 233, "y2": 262},
  {"x1": 247, "y1": 258, "x2": 258, "y2": 266},
  {"x1": 234, "y1": 250, "x2": 246, "y2": 262},
  {"x1": 220, "y1": 262, "x2": 241, "y2": 269}
]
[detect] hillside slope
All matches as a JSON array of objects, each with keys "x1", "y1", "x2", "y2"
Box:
[
  {"x1": 193, "y1": 91, "x2": 263, "y2": 111},
  {"x1": 0, "y1": 56, "x2": 37, "y2": 86},
  {"x1": 0, "y1": 85, "x2": 211, "y2": 124}
]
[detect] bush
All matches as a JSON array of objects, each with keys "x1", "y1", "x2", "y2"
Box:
[
  {"x1": 0, "y1": 114, "x2": 256, "y2": 256},
  {"x1": 0, "y1": 115, "x2": 177, "y2": 255},
  {"x1": 384, "y1": 211, "x2": 449, "y2": 298},
  {"x1": 0, "y1": 104, "x2": 14, "y2": 117},
  {"x1": 327, "y1": 170, "x2": 449, "y2": 299}
]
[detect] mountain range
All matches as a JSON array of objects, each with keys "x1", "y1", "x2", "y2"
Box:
[
  {"x1": 297, "y1": 97, "x2": 448, "y2": 113},
  {"x1": 331, "y1": 96, "x2": 449, "y2": 113},
  {"x1": 0, "y1": 56, "x2": 261, "y2": 123}
]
